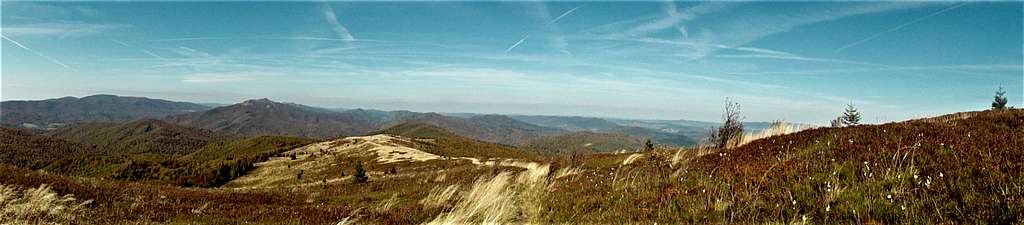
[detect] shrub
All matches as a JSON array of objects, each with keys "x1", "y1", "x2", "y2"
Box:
[
  {"x1": 353, "y1": 162, "x2": 368, "y2": 183},
  {"x1": 708, "y1": 98, "x2": 744, "y2": 149}
]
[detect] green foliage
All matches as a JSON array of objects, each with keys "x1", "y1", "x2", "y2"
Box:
[
  {"x1": 353, "y1": 162, "x2": 368, "y2": 184},
  {"x1": 44, "y1": 119, "x2": 234, "y2": 155},
  {"x1": 841, "y1": 104, "x2": 861, "y2": 126},
  {"x1": 993, "y1": 86, "x2": 1008, "y2": 109}
]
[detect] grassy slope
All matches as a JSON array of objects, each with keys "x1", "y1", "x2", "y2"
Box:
[
  {"x1": 1, "y1": 110, "x2": 1020, "y2": 224},
  {"x1": 544, "y1": 109, "x2": 1023, "y2": 223}
]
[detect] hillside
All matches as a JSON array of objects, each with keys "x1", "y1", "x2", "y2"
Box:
[
  {"x1": 374, "y1": 122, "x2": 542, "y2": 159},
  {"x1": 166, "y1": 99, "x2": 379, "y2": 139},
  {"x1": 525, "y1": 131, "x2": 641, "y2": 154},
  {"x1": 606, "y1": 125, "x2": 697, "y2": 146},
  {"x1": 543, "y1": 109, "x2": 1024, "y2": 223},
  {"x1": 508, "y1": 115, "x2": 702, "y2": 147},
  {"x1": 509, "y1": 115, "x2": 623, "y2": 132},
  {"x1": 0, "y1": 94, "x2": 209, "y2": 129},
  {"x1": 45, "y1": 119, "x2": 235, "y2": 155},
  {"x1": 0, "y1": 127, "x2": 104, "y2": 169},
  {"x1": 0, "y1": 109, "x2": 1020, "y2": 224},
  {"x1": 392, "y1": 113, "x2": 565, "y2": 146}
]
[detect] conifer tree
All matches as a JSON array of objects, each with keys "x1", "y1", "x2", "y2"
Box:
[
  {"x1": 993, "y1": 86, "x2": 1008, "y2": 110},
  {"x1": 841, "y1": 104, "x2": 861, "y2": 126}
]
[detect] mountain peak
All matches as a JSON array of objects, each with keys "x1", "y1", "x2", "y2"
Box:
[{"x1": 240, "y1": 98, "x2": 279, "y2": 107}]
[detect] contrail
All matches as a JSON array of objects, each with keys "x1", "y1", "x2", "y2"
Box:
[
  {"x1": 504, "y1": 35, "x2": 529, "y2": 54},
  {"x1": 836, "y1": 2, "x2": 968, "y2": 52},
  {"x1": 141, "y1": 49, "x2": 166, "y2": 60},
  {"x1": 111, "y1": 39, "x2": 132, "y2": 47},
  {"x1": 112, "y1": 39, "x2": 166, "y2": 59},
  {"x1": 548, "y1": 6, "x2": 580, "y2": 25},
  {"x1": 2, "y1": 35, "x2": 70, "y2": 68}
]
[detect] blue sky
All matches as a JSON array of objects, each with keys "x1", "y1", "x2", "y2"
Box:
[{"x1": 1, "y1": 1, "x2": 1021, "y2": 124}]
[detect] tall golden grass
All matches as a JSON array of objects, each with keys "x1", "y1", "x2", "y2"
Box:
[
  {"x1": 0, "y1": 184, "x2": 91, "y2": 224},
  {"x1": 426, "y1": 163, "x2": 552, "y2": 225},
  {"x1": 735, "y1": 121, "x2": 816, "y2": 147}
]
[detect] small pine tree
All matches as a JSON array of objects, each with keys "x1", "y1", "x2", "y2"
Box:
[
  {"x1": 353, "y1": 162, "x2": 368, "y2": 183},
  {"x1": 290, "y1": 153, "x2": 297, "y2": 160},
  {"x1": 841, "y1": 104, "x2": 861, "y2": 126},
  {"x1": 297, "y1": 169, "x2": 303, "y2": 180},
  {"x1": 388, "y1": 167, "x2": 397, "y2": 175},
  {"x1": 643, "y1": 139, "x2": 654, "y2": 151},
  {"x1": 993, "y1": 86, "x2": 1008, "y2": 110}
]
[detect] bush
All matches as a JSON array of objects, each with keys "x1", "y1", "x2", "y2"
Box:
[
  {"x1": 708, "y1": 98, "x2": 744, "y2": 148},
  {"x1": 353, "y1": 162, "x2": 368, "y2": 183}
]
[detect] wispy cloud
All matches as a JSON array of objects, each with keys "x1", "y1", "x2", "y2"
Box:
[
  {"x1": 148, "y1": 36, "x2": 375, "y2": 43},
  {"x1": 1, "y1": 35, "x2": 70, "y2": 68},
  {"x1": 182, "y1": 72, "x2": 264, "y2": 83},
  {"x1": 627, "y1": 2, "x2": 734, "y2": 37},
  {"x1": 2, "y1": 21, "x2": 128, "y2": 38},
  {"x1": 726, "y1": 64, "x2": 1023, "y2": 76},
  {"x1": 713, "y1": 53, "x2": 883, "y2": 66},
  {"x1": 690, "y1": 75, "x2": 784, "y2": 89},
  {"x1": 836, "y1": 2, "x2": 969, "y2": 52},
  {"x1": 320, "y1": 3, "x2": 355, "y2": 42},
  {"x1": 589, "y1": 2, "x2": 935, "y2": 60},
  {"x1": 709, "y1": 2, "x2": 934, "y2": 48}
]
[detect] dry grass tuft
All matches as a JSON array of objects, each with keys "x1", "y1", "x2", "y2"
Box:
[
  {"x1": 736, "y1": 121, "x2": 815, "y2": 147},
  {"x1": 420, "y1": 185, "x2": 460, "y2": 209},
  {"x1": 553, "y1": 167, "x2": 582, "y2": 179},
  {"x1": 0, "y1": 184, "x2": 91, "y2": 224},
  {"x1": 621, "y1": 153, "x2": 644, "y2": 165},
  {"x1": 375, "y1": 193, "x2": 400, "y2": 212},
  {"x1": 427, "y1": 163, "x2": 552, "y2": 225}
]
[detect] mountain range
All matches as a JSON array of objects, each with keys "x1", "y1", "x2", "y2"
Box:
[
  {"x1": 0, "y1": 94, "x2": 800, "y2": 149},
  {"x1": 0, "y1": 94, "x2": 209, "y2": 129}
]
